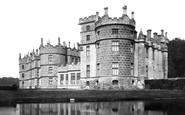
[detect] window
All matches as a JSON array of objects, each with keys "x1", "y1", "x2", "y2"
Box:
[
  {"x1": 86, "y1": 35, "x2": 90, "y2": 41},
  {"x1": 48, "y1": 67, "x2": 53, "y2": 74},
  {"x1": 97, "y1": 31, "x2": 100, "y2": 35},
  {"x1": 35, "y1": 61, "x2": 38, "y2": 67},
  {"x1": 49, "y1": 77, "x2": 52, "y2": 85},
  {"x1": 66, "y1": 74, "x2": 68, "y2": 85},
  {"x1": 112, "y1": 41, "x2": 119, "y2": 51},
  {"x1": 112, "y1": 29, "x2": 118, "y2": 34},
  {"x1": 22, "y1": 73, "x2": 24, "y2": 78},
  {"x1": 77, "y1": 73, "x2": 80, "y2": 84},
  {"x1": 96, "y1": 42, "x2": 100, "y2": 49},
  {"x1": 22, "y1": 65, "x2": 24, "y2": 69},
  {"x1": 153, "y1": 49, "x2": 155, "y2": 60},
  {"x1": 146, "y1": 65, "x2": 148, "y2": 77},
  {"x1": 86, "y1": 46, "x2": 90, "y2": 57},
  {"x1": 60, "y1": 74, "x2": 64, "y2": 85},
  {"x1": 86, "y1": 65, "x2": 90, "y2": 77},
  {"x1": 112, "y1": 80, "x2": 118, "y2": 85},
  {"x1": 146, "y1": 47, "x2": 149, "y2": 58},
  {"x1": 86, "y1": 25, "x2": 90, "y2": 31},
  {"x1": 37, "y1": 69, "x2": 39, "y2": 76},
  {"x1": 97, "y1": 63, "x2": 100, "y2": 74},
  {"x1": 48, "y1": 55, "x2": 53, "y2": 62},
  {"x1": 71, "y1": 57, "x2": 74, "y2": 63},
  {"x1": 112, "y1": 62, "x2": 119, "y2": 75},
  {"x1": 75, "y1": 58, "x2": 78, "y2": 63},
  {"x1": 71, "y1": 73, "x2": 75, "y2": 84}
]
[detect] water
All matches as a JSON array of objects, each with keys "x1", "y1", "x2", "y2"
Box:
[{"x1": 1, "y1": 100, "x2": 185, "y2": 115}]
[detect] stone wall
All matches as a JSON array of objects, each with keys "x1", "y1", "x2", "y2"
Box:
[{"x1": 97, "y1": 39, "x2": 133, "y2": 77}]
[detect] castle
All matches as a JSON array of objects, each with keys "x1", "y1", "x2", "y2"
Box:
[{"x1": 19, "y1": 6, "x2": 168, "y2": 90}]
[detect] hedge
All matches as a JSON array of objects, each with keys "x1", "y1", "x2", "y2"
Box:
[{"x1": 145, "y1": 79, "x2": 185, "y2": 90}]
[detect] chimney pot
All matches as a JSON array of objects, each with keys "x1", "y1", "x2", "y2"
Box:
[
  {"x1": 19, "y1": 53, "x2": 21, "y2": 59},
  {"x1": 104, "y1": 7, "x2": 108, "y2": 16},
  {"x1": 36, "y1": 49, "x2": 38, "y2": 54},
  {"x1": 68, "y1": 42, "x2": 70, "y2": 48},
  {"x1": 147, "y1": 29, "x2": 152, "y2": 39},
  {"x1": 58, "y1": 37, "x2": 61, "y2": 45},
  {"x1": 165, "y1": 32, "x2": 168, "y2": 38},
  {"x1": 161, "y1": 30, "x2": 164, "y2": 36},
  {"x1": 131, "y1": 12, "x2": 134, "y2": 19},
  {"x1": 153, "y1": 32, "x2": 158, "y2": 39},
  {"x1": 122, "y1": 5, "x2": 127, "y2": 15},
  {"x1": 41, "y1": 38, "x2": 43, "y2": 46}
]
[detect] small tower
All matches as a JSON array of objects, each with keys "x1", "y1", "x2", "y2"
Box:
[{"x1": 39, "y1": 38, "x2": 67, "y2": 88}]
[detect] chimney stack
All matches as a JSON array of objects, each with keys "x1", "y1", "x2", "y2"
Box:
[
  {"x1": 147, "y1": 29, "x2": 152, "y2": 39},
  {"x1": 41, "y1": 38, "x2": 43, "y2": 46},
  {"x1": 96, "y1": 12, "x2": 99, "y2": 21},
  {"x1": 77, "y1": 42, "x2": 79, "y2": 50},
  {"x1": 58, "y1": 37, "x2": 61, "y2": 45},
  {"x1": 68, "y1": 42, "x2": 70, "y2": 48},
  {"x1": 122, "y1": 5, "x2": 127, "y2": 15},
  {"x1": 19, "y1": 53, "x2": 21, "y2": 59},
  {"x1": 153, "y1": 32, "x2": 158, "y2": 39},
  {"x1": 104, "y1": 7, "x2": 108, "y2": 16},
  {"x1": 131, "y1": 12, "x2": 134, "y2": 19},
  {"x1": 63, "y1": 41, "x2": 66, "y2": 47},
  {"x1": 161, "y1": 29, "x2": 164, "y2": 36},
  {"x1": 36, "y1": 49, "x2": 38, "y2": 55},
  {"x1": 165, "y1": 32, "x2": 168, "y2": 38}
]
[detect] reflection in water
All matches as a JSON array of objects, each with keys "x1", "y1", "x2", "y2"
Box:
[
  {"x1": 3, "y1": 100, "x2": 185, "y2": 115},
  {"x1": 16, "y1": 101, "x2": 164, "y2": 115}
]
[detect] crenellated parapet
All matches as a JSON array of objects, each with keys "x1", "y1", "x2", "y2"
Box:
[
  {"x1": 79, "y1": 13, "x2": 99, "y2": 25},
  {"x1": 39, "y1": 43, "x2": 66, "y2": 55},
  {"x1": 67, "y1": 47, "x2": 80, "y2": 57},
  {"x1": 58, "y1": 62, "x2": 80, "y2": 72},
  {"x1": 95, "y1": 6, "x2": 135, "y2": 29},
  {"x1": 96, "y1": 16, "x2": 135, "y2": 28},
  {"x1": 19, "y1": 50, "x2": 40, "y2": 64}
]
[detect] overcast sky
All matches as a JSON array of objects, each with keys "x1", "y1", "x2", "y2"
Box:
[{"x1": 0, "y1": 0, "x2": 184, "y2": 78}]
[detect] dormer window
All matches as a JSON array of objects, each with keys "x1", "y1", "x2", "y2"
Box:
[{"x1": 86, "y1": 25, "x2": 90, "y2": 31}]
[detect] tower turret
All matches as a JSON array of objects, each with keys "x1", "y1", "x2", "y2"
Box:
[{"x1": 39, "y1": 38, "x2": 67, "y2": 88}]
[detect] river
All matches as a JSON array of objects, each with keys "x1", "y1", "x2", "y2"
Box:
[{"x1": 0, "y1": 99, "x2": 185, "y2": 115}]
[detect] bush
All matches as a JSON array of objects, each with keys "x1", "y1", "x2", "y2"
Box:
[{"x1": 145, "y1": 79, "x2": 185, "y2": 90}]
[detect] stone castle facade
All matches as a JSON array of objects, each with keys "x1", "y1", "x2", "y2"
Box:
[{"x1": 19, "y1": 6, "x2": 168, "y2": 90}]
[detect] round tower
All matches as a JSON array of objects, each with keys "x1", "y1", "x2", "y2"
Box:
[
  {"x1": 95, "y1": 6, "x2": 137, "y2": 89},
  {"x1": 39, "y1": 38, "x2": 67, "y2": 88}
]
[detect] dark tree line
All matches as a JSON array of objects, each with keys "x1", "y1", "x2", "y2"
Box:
[
  {"x1": 0, "y1": 77, "x2": 19, "y2": 86},
  {"x1": 168, "y1": 38, "x2": 185, "y2": 78}
]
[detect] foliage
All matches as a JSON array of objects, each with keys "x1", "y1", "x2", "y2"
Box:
[
  {"x1": 145, "y1": 79, "x2": 185, "y2": 90},
  {"x1": 0, "y1": 77, "x2": 19, "y2": 86},
  {"x1": 168, "y1": 38, "x2": 185, "y2": 78}
]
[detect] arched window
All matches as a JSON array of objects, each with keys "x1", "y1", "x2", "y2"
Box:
[
  {"x1": 112, "y1": 80, "x2": 118, "y2": 85},
  {"x1": 86, "y1": 81, "x2": 90, "y2": 86}
]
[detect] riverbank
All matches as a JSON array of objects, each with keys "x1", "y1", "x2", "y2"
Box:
[{"x1": 1, "y1": 89, "x2": 185, "y2": 104}]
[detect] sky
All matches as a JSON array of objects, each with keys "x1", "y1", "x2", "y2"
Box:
[{"x1": 0, "y1": 0, "x2": 184, "y2": 78}]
